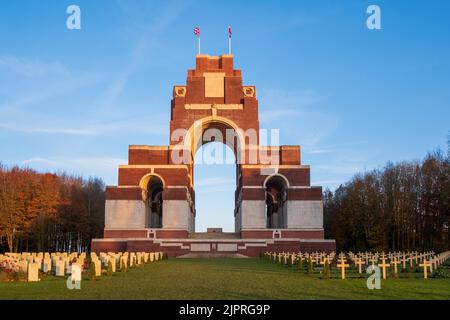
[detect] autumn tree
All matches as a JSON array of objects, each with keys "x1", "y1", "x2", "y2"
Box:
[
  {"x1": 324, "y1": 148, "x2": 450, "y2": 252},
  {"x1": 0, "y1": 164, "x2": 105, "y2": 253}
]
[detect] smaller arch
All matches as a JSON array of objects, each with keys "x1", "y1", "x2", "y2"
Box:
[
  {"x1": 139, "y1": 173, "x2": 166, "y2": 191},
  {"x1": 263, "y1": 173, "x2": 290, "y2": 189},
  {"x1": 264, "y1": 173, "x2": 289, "y2": 229},
  {"x1": 139, "y1": 173, "x2": 165, "y2": 229}
]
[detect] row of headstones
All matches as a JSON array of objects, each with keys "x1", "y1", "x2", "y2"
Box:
[
  {"x1": 263, "y1": 250, "x2": 450, "y2": 279},
  {"x1": 0, "y1": 252, "x2": 86, "y2": 282},
  {"x1": 263, "y1": 251, "x2": 336, "y2": 278},
  {"x1": 347, "y1": 250, "x2": 435, "y2": 268},
  {"x1": 94, "y1": 251, "x2": 165, "y2": 275},
  {"x1": 347, "y1": 250, "x2": 450, "y2": 279},
  {"x1": 0, "y1": 251, "x2": 165, "y2": 282},
  {"x1": 264, "y1": 251, "x2": 336, "y2": 266}
]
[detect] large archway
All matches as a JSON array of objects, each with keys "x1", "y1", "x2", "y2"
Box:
[
  {"x1": 188, "y1": 118, "x2": 242, "y2": 232},
  {"x1": 193, "y1": 141, "x2": 236, "y2": 232}
]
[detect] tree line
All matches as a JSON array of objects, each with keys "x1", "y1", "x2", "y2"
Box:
[
  {"x1": 324, "y1": 144, "x2": 450, "y2": 253},
  {"x1": 1, "y1": 139, "x2": 449, "y2": 254},
  {"x1": 0, "y1": 164, "x2": 105, "y2": 253}
]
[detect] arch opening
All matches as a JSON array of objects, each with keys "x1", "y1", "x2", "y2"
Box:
[
  {"x1": 193, "y1": 139, "x2": 237, "y2": 232},
  {"x1": 140, "y1": 175, "x2": 164, "y2": 229},
  {"x1": 183, "y1": 116, "x2": 248, "y2": 164},
  {"x1": 265, "y1": 174, "x2": 288, "y2": 229}
]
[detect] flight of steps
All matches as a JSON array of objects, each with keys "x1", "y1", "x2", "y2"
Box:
[
  {"x1": 189, "y1": 228, "x2": 240, "y2": 239},
  {"x1": 177, "y1": 253, "x2": 249, "y2": 259}
]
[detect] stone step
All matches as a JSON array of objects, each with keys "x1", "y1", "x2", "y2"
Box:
[
  {"x1": 177, "y1": 253, "x2": 249, "y2": 259},
  {"x1": 189, "y1": 232, "x2": 241, "y2": 239}
]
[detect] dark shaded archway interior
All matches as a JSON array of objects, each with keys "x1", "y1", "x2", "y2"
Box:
[
  {"x1": 146, "y1": 176, "x2": 164, "y2": 228},
  {"x1": 265, "y1": 175, "x2": 288, "y2": 229}
]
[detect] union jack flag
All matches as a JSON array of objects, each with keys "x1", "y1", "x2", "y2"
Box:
[
  {"x1": 194, "y1": 26, "x2": 200, "y2": 37},
  {"x1": 228, "y1": 26, "x2": 232, "y2": 38}
]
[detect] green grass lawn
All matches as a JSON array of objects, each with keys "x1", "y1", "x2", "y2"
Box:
[{"x1": 1, "y1": 258, "x2": 450, "y2": 300}]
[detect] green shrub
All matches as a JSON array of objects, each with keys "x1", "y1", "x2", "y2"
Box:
[{"x1": 430, "y1": 268, "x2": 450, "y2": 279}]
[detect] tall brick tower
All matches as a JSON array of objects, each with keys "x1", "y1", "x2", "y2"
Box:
[{"x1": 92, "y1": 54, "x2": 335, "y2": 256}]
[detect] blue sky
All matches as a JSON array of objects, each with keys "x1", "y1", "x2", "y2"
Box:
[{"x1": 1, "y1": 0, "x2": 449, "y2": 231}]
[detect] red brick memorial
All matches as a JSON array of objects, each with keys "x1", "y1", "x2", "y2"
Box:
[{"x1": 92, "y1": 54, "x2": 335, "y2": 256}]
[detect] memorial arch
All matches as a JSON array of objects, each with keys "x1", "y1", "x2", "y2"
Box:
[
  {"x1": 193, "y1": 140, "x2": 237, "y2": 232},
  {"x1": 93, "y1": 54, "x2": 335, "y2": 256}
]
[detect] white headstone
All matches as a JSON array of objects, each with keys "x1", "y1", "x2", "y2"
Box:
[
  {"x1": 43, "y1": 259, "x2": 52, "y2": 273},
  {"x1": 94, "y1": 260, "x2": 102, "y2": 276},
  {"x1": 28, "y1": 262, "x2": 39, "y2": 282},
  {"x1": 55, "y1": 261, "x2": 65, "y2": 277}
]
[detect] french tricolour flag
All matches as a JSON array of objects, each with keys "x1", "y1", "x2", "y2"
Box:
[{"x1": 194, "y1": 26, "x2": 200, "y2": 37}]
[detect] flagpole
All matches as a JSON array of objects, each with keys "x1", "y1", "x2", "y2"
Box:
[
  {"x1": 228, "y1": 26, "x2": 232, "y2": 55},
  {"x1": 198, "y1": 36, "x2": 201, "y2": 55}
]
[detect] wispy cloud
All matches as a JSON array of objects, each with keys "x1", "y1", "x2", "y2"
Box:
[
  {"x1": 1, "y1": 1, "x2": 188, "y2": 128},
  {"x1": 0, "y1": 123, "x2": 96, "y2": 136},
  {"x1": 314, "y1": 163, "x2": 367, "y2": 176},
  {"x1": 311, "y1": 179, "x2": 344, "y2": 186},
  {"x1": 259, "y1": 109, "x2": 298, "y2": 123},
  {"x1": 306, "y1": 141, "x2": 380, "y2": 191},
  {"x1": 22, "y1": 156, "x2": 127, "y2": 169},
  {"x1": 0, "y1": 56, "x2": 70, "y2": 78},
  {"x1": 0, "y1": 3, "x2": 189, "y2": 188},
  {"x1": 0, "y1": 110, "x2": 168, "y2": 136},
  {"x1": 21, "y1": 157, "x2": 128, "y2": 185},
  {"x1": 259, "y1": 89, "x2": 321, "y2": 124},
  {"x1": 21, "y1": 157, "x2": 59, "y2": 166},
  {"x1": 260, "y1": 88, "x2": 321, "y2": 108},
  {"x1": 0, "y1": 52, "x2": 169, "y2": 137},
  {"x1": 257, "y1": 88, "x2": 339, "y2": 152},
  {"x1": 305, "y1": 148, "x2": 334, "y2": 154},
  {"x1": 96, "y1": 0, "x2": 189, "y2": 109},
  {"x1": 0, "y1": 56, "x2": 103, "y2": 113},
  {"x1": 303, "y1": 141, "x2": 369, "y2": 155}
]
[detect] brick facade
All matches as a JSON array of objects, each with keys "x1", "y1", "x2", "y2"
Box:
[{"x1": 95, "y1": 54, "x2": 335, "y2": 255}]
